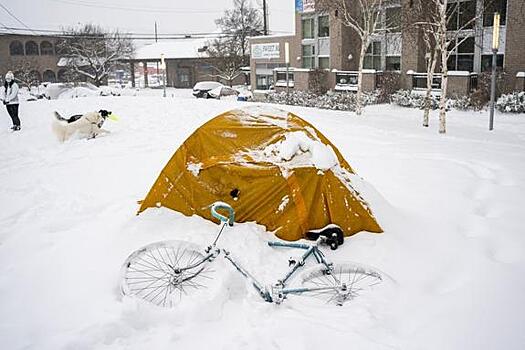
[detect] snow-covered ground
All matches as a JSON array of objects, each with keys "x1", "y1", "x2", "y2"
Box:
[{"x1": 1, "y1": 90, "x2": 524, "y2": 350}]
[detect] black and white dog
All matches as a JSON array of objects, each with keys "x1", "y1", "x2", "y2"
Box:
[{"x1": 52, "y1": 110, "x2": 112, "y2": 142}]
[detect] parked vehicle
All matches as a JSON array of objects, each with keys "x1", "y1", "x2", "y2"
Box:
[
  {"x1": 192, "y1": 81, "x2": 223, "y2": 98},
  {"x1": 208, "y1": 85, "x2": 240, "y2": 99}
]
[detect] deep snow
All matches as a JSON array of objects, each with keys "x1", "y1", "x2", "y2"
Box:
[{"x1": 1, "y1": 89, "x2": 524, "y2": 350}]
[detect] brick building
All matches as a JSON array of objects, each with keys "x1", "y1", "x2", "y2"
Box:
[
  {"x1": 0, "y1": 33, "x2": 63, "y2": 83},
  {"x1": 249, "y1": 0, "x2": 525, "y2": 96},
  {"x1": 126, "y1": 39, "x2": 247, "y2": 88}
]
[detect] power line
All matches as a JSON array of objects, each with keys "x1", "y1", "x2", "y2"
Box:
[
  {"x1": 0, "y1": 26, "x2": 290, "y2": 38},
  {"x1": 48, "y1": 0, "x2": 224, "y2": 14},
  {"x1": 0, "y1": 3, "x2": 37, "y2": 35},
  {"x1": 0, "y1": 27, "x2": 238, "y2": 40}
]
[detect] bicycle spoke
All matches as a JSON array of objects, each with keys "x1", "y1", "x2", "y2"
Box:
[
  {"x1": 121, "y1": 241, "x2": 215, "y2": 308},
  {"x1": 299, "y1": 264, "x2": 383, "y2": 306}
]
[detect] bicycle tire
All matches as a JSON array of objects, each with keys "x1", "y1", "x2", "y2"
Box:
[
  {"x1": 120, "y1": 240, "x2": 214, "y2": 308},
  {"x1": 298, "y1": 262, "x2": 384, "y2": 306}
]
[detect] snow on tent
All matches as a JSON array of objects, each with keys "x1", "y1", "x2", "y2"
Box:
[{"x1": 138, "y1": 106, "x2": 383, "y2": 241}]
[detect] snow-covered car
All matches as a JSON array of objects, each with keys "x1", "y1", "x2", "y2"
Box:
[
  {"x1": 208, "y1": 86, "x2": 240, "y2": 99},
  {"x1": 192, "y1": 81, "x2": 224, "y2": 99}
]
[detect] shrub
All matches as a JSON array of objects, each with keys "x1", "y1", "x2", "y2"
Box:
[
  {"x1": 450, "y1": 95, "x2": 472, "y2": 111},
  {"x1": 391, "y1": 90, "x2": 440, "y2": 109},
  {"x1": 496, "y1": 92, "x2": 525, "y2": 113},
  {"x1": 376, "y1": 72, "x2": 401, "y2": 104},
  {"x1": 266, "y1": 90, "x2": 380, "y2": 112}
]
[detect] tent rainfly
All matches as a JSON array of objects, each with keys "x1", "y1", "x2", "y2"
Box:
[{"x1": 138, "y1": 106, "x2": 383, "y2": 241}]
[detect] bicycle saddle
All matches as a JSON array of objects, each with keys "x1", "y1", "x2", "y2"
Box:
[{"x1": 305, "y1": 224, "x2": 344, "y2": 250}]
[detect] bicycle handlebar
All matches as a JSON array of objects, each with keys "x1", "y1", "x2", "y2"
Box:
[{"x1": 210, "y1": 201, "x2": 235, "y2": 226}]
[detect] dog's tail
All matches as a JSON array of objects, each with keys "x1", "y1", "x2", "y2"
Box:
[{"x1": 54, "y1": 111, "x2": 68, "y2": 122}]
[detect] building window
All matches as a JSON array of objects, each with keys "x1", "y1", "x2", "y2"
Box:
[
  {"x1": 25, "y1": 41, "x2": 39, "y2": 55},
  {"x1": 412, "y1": 74, "x2": 442, "y2": 89},
  {"x1": 447, "y1": 0, "x2": 476, "y2": 30},
  {"x1": 40, "y1": 41, "x2": 54, "y2": 55},
  {"x1": 177, "y1": 69, "x2": 191, "y2": 88},
  {"x1": 302, "y1": 17, "x2": 315, "y2": 39},
  {"x1": 386, "y1": 56, "x2": 401, "y2": 71},
  {"x1": 276, "y1": 71, "x2": 294, "y2": 81},
  {"x1": 319, "y1": 57, "x2": 330, "y2": 69},
  {"x1": 481, "y1": 54, "x2": 504, "y2": 71},
  {"x1": 302, "y1": 45, "x2": 315, "y2": 68},
  {"x1": 318, "y1": 15, "x2": 330, "y2": 37},
  {"x1": 256, "y1": 74, "x2": 274, "y2": 90},
  {"x1": 275, "y1": 71, "x2": 294, "y2": 87},
  {"x1": 9, "y1": 41, "x2": 24, "y2": 56},
  {"x1": 483, "y1": 0, "x2": 507, "y2": 26},
  {"x1": 447, "y1": 36, "x2": 474, "y2": 71},
  {"x1": 386, "y1": 7, "x2": 401, "y2": 32},
  {"x1": 364, "y1": 41, "x2": 381, "y2": 70},
  {"x1": 43, "y1": 70, "x2": 57, "y2": 83},
  {"x1": 336, "y1": 73, "x2": 358, "y2": 85}
]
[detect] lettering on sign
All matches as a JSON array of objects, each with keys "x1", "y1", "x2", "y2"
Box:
[{"x1": 251, "y1": 43, "x2": 280, "y2": 59}]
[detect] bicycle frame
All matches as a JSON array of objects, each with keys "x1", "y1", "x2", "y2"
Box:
[{"x1": 171, "y1": 203, "x2": 344, "y2": 304}]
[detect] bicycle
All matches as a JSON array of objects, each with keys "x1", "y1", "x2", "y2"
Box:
[{"x1": 120, "y1": 201, "x2": 385, "y2": 308}]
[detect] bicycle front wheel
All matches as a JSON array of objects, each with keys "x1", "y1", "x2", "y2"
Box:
[
  {"x1": 120, "y1": 240, "x2": 214, "y2": 308},
  {"x1": 298, "y1": 263, "x2": 384, "y2": 306}
]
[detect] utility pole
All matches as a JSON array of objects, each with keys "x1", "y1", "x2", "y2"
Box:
[
  {"x1": 155, "y1": 22, "x2": 159, "y2": 86},
  {"x1": 263, "y1": 0, "x2": 268, "y2": 35}
]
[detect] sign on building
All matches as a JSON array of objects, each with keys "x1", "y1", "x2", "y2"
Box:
[
  {"x1": 304, "y1": 0, "x2": 315, "y2": 12},
  {"x1": 296, "y1": 0, "x2": 315, "y2": 13},
  {"x1": 251, "y1": 43, "x2": 280, "y2": 59}
]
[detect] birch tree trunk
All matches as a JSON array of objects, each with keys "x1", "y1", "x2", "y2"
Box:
[
  {"x1": 423, "y1": 52, "x2": 438, "y2": 127},
  {"x1": 438, "y1": 1, "x2": 448, "y2": 134},
  {"x1": 356, "y1": 38, "x2": 368, "y2": 116},
  {"x1": 439, "y1": 46, "x2": 448, "y2": 134}
]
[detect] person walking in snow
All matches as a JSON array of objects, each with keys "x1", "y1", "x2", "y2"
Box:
[{"x1": 2, "y1": 71, "x2": 21, "y2": 131}]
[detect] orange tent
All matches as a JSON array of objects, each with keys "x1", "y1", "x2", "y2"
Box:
[{"x1": 138, "y1": 106, "x2": 382, "y2": 241}]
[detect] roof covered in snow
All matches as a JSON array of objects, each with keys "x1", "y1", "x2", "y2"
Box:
[{"x1": 133, "y1": 38, "x2": 210, "y2": 61}]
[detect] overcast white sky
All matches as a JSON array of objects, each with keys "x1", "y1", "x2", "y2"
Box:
[{"x1": 0, "y1": 0, "x2": 295, "y2": 41}]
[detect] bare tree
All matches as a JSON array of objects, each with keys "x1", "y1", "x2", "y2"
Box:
[
  {"x1": 413, "y1": 0, "x2": 499, "y2": 133},
  {"x1": 204, "y1": 0, "x2": 263, "y2": 86},
  {"x1": 318, "y1": 0, "x2": 399, "y2": 115},
  {"x1": 412, "y1": 1, "x2": 441, "y2": 128},
  {"x1": 205, "y1": 38, "x2": 246, "y2": 86},
  {"x1": 215, "y1": 0, "x2": 263, "y2": 58},
  {"x1": 57, "y1": 24, "x2": 134, "y2": 86},
  {"x1": 6, "y1": 59, "x2": 41, "y2": 88}
]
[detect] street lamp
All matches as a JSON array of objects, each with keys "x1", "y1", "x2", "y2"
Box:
[
  {"x1": 489, "y1": 12, "x2": 500, "y2": 131},
  {"x1": 160, "y1": 53, "x2": 167, "y2": 98}
]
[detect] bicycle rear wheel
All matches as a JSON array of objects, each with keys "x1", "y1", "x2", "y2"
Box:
[
  {"x1": 120, "y1": 240, "x2": 214, "y2": 308},
  {"x1": 298, "y1": 263, "x2": 384, "y2": 306}
]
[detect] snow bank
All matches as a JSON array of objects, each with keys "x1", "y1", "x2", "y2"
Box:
[{"x1": 1, "y1": 92, "x2": 524, "y2": 350}]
